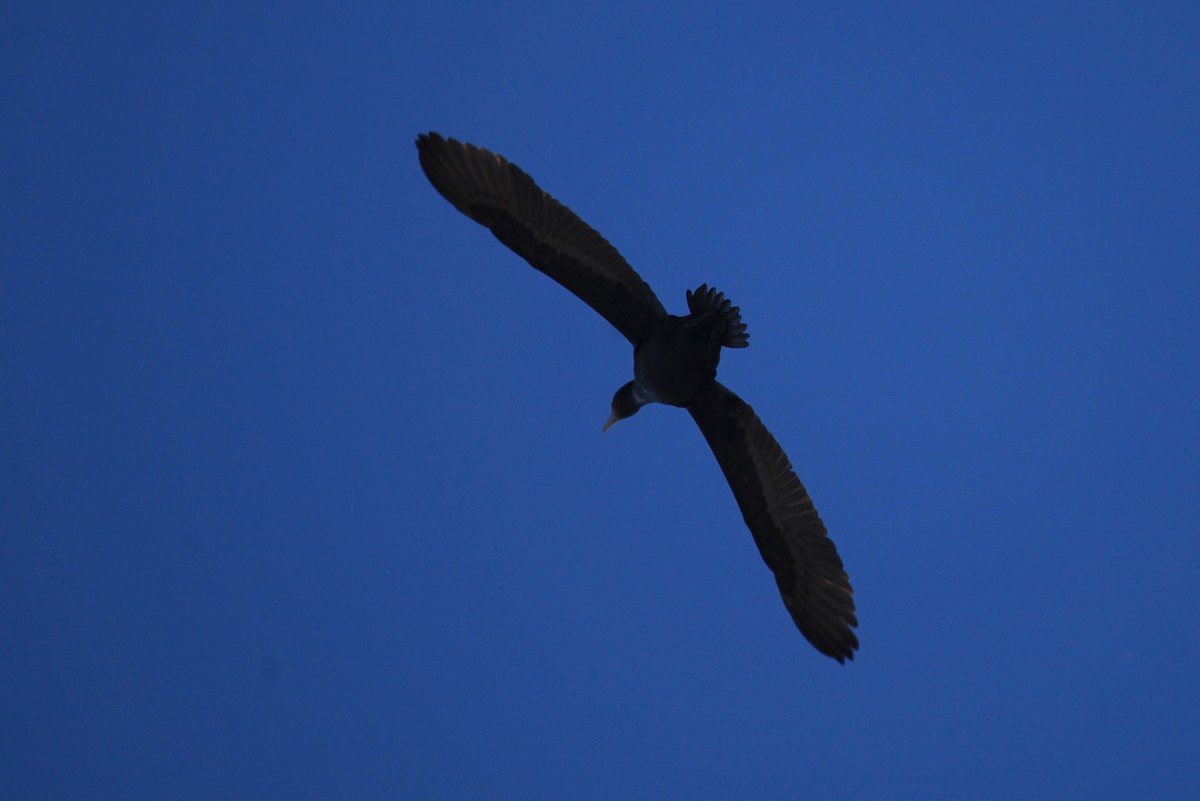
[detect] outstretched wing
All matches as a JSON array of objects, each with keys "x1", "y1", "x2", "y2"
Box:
[
  {"x1": 688, "y1": 382, "x2": 858, "y2": 662},
  {"x1": 416, "y1": 133, "x2": 667, "y2": 344}
]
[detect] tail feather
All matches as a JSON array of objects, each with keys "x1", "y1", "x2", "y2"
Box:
[{"x1": 686, "y1": 284, "x2": 750, "y2": 348}]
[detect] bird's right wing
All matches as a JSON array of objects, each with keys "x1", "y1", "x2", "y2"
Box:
[
  {"x1": 688, "y1": 382, "x2": 858, "y2": 662},
  {"x1": 416, "y1": 133, "x2": 667, "y2": 344}
]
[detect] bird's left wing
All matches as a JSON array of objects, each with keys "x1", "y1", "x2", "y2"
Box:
[
  {"x1": 416, "y1": 133, "x2": 666, "y2": 344},
  {"x1": 688, "y1": 382, "x2": 858, "y2": 662}
]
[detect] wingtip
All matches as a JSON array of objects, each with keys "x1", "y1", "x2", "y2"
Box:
[
  {"x1": 415, "y1": 131, "x2": 438, "y2": 152},
  {"x1": 810, "y1": 627, "x2": 858, "y2": 664}
]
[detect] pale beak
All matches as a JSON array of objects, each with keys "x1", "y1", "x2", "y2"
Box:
[{"x1": 603, "y1": 411, "x2": 620, "y2": 432}]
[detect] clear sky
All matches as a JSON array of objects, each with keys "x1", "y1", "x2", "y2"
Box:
[{"x1": 4, "y1": 2, "x2": 1198, "y2": 799}]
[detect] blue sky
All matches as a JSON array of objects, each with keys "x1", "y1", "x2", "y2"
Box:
[{"x1": 3, "y1": 2, "x2": 1198, "y2": 798}]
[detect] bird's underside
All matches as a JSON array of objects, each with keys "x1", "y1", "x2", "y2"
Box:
[{"x1": 416, "y1": 132, "x2": 858, "y2": 662}]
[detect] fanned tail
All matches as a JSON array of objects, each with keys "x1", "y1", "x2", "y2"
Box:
[{"x1": 686, "y1": 284, "x2": 750, "y2": 348}]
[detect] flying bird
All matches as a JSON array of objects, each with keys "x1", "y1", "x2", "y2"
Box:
[{"x1": 416, "y1": 132, "x2": 858, "y2": 662}]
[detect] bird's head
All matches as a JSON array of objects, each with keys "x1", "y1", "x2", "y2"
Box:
[{"x1": 604, "y1": 381, "x2": 646, "y2": 432}]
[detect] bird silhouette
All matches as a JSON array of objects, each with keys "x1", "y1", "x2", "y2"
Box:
[{"x1": 416, "y1": 133, "x2": 857, "y2": 662}]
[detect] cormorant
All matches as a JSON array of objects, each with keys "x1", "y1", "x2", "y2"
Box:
[{"x1": 416, "y1": 133, "x2": 858, "y2": 662}]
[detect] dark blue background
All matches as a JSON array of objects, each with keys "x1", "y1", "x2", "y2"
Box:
[{"x1": 4, "y1": 2, "x2": 1198, "y2": 798}]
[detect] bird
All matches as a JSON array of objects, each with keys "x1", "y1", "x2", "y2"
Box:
[{"x1": 415, "y1": 132, "x2": 858, "y2": 663}]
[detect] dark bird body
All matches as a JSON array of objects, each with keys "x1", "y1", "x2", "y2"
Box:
[{"x1": 416, "y1": 133, "x2": 858, "y2": 662}]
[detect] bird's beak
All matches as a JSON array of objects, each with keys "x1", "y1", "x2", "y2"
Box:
[{"x1": 603, "y1": 411, "x2": 620, "y2": 433}]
